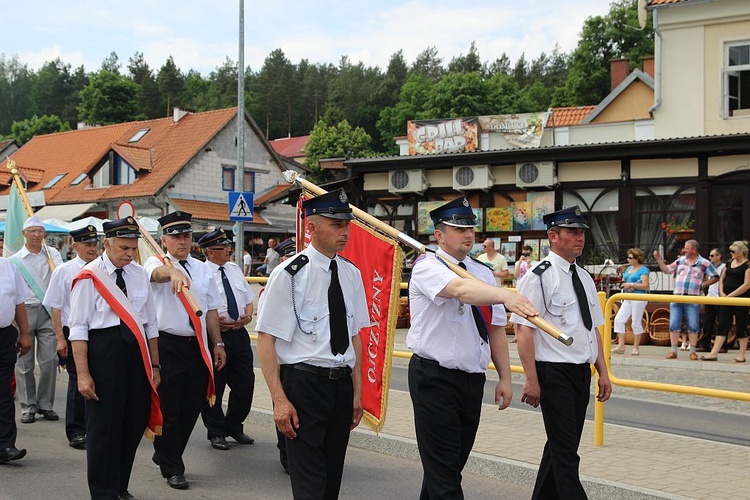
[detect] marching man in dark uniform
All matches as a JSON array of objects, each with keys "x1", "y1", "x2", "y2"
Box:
[
  {"x1": 0, "y1": 257, "x2": 31, "y2": 464},
  {"x1": 510, "y1": 206, "x2": 612, "y2": 500},
  {"x1": 69, "y1": 218, "x2": 162, "y2": 500},
  {"x1": 407, "y1": 196, "x2": 538, "y2": 499},
  {"x1": 198, "y1": 228, "x2": 256, "y2": 450},
  {"x1": 144, "y1": 211, "x2": 225, "y2": 490},
  {"x1": 256, "y1": 190, "x2": 370, "y2": 499},
  {"x1": 43, "y1": 225, "x2": 100, "y2": 449}
]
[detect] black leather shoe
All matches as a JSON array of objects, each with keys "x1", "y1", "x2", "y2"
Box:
[
  {"x1": 39, "y1": 410, "x2": 59, "y2": 421},
  {"x1": 69, "y1": 434, "x2": 87, "y2": 449},
  {"x1": 167, "y1": 474, "x2": 189, "y2": 489},
  {"x1": 118, "y1": 491, "x2": 136, "y2": 499},
  {"x1": 21, "y1": 413, "x2": 35, "y2": 424},
  {"x1": 229, "y1": 432, "x2": 254, "y2": 444},
  {"x1": 151, "y1": 453, "x2": 160, "y2": 467},
  {"x1": 0, "y1": 446, "x2": 27, "y2": 464},
  {"x1": 210, "y1": 436, "x2": 229, "y2": 450}
]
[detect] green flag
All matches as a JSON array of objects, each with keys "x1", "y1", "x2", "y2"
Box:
[{"x1": 3, "y1": 180, "x2": 26, "y2": 257}]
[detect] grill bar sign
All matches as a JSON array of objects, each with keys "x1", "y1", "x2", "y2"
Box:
[{"x1": 407, "y1": 118, "x2": 478, "y2": 155}]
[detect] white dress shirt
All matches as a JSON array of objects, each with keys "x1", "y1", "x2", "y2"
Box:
[
  {"x1": 68, "y1": 252, "x2": 158, "y2": 341},
  {"x1": 407, "y1": 249, "x2": 506, "y2": 373},
  {"x1": 43, "y1": 256, "x2": 86, "y2": 327},
  {"x1": 0, "y1": 258, "x2": 32, "y2": 328},
  {"x1": 255, "y1": 243, "x2": 370, "y2": 368},
  {"x1": 204, "y1": 260, "x2": 255, "y2": 319},
  {"x1": 15, "y1": 245, "x2": 63, "y2": 304},
  {"x1": 510, "y1": 251, "x2": 603, "y2": 364},
  {"x1": 143, "y1": 253, "x2": 221, "y2": 336}
]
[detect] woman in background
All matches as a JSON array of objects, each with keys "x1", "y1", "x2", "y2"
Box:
[{"x1": 612, "y1": 247, "x2": 650, "y2": 355}]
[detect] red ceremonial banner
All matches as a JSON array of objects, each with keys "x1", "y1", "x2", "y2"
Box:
[{"x1": 340, "y1": 221, "x2": 401, "y2": 431}]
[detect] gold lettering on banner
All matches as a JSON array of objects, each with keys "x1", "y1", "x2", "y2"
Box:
[{"x1": 367, "y1": 269, "x2": 385, "y2": 384}]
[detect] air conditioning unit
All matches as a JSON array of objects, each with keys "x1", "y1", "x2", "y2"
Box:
[
  {"x1": 388, "y1": 169, "x2": 428, "y2": 194},
  {"x1": 452, "y1": 165, "x2": 493, "y2": 191},
  {"x1": 515, "y1": 161, "x2": 555, "y2": 188}
]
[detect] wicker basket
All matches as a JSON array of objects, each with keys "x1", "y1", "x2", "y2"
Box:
[{"x1": 649, "y1": 318, "x2": 672, "y2": 346}]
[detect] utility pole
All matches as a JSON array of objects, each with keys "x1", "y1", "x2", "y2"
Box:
[{"x1": 235, "y1": 0, "x2": 245, "y2": 267}]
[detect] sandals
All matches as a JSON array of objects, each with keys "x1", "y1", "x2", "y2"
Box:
[
  {"x1": 631, "y1": 349, "x2": 639, "y2": 356},
  {"x1": 611, "y1": 346, "x2": 626, "y2": 354},
  {"x1": 699, "y1": 355, "x2": 718, "y2": 361},
  {"x1": 734, "y1": 358, "x2": 746, "y2": 363}
]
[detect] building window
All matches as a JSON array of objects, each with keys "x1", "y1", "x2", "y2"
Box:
[
  {"x1": 71, "y1": 173, "x2": 88, "y2": 186},
  {"x1": 114, "y1": 157, "x2": 136, "y2": 185},
  {"x1": 129, "y1": 128, "x2": 150, "y2": 143},
  {"x1": 222, "y1": 165, "x2": 235, "y2": 191},
  {"x1": 723, "y1": 42, "x2": 750, "y2": 117},
  {"x1": 42, "y1": 173, "x2": 66, "y2": 189},
  {"x1": 635, "y1": 186, "x2": 695, "y2": 260},
  {"x1": 93, "y1": 160, "x2": 111, "y2": 188},
  {"x1": 243, "y1": 170, "x2": 255, "y2": 192}
]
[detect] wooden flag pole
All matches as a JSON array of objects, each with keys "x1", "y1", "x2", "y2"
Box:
[{"x1": 283, "y1": 170, "x2": 573, "y2": 346}]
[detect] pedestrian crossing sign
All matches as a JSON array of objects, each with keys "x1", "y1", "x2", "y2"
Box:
[{"x1": 228, "y1": 191, "x2": 254, "y2": 221}]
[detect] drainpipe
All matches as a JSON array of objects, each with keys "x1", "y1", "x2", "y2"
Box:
[{"x1": 648, "y1": 8, "x2": 662, "y2": 117}]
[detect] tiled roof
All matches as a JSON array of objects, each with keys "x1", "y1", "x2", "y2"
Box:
[
  {"x1": 0, "y1": 108, "x2": 238, "y2": 203},
  {"x1": 171, "y1": 198, "x2": 268, "y2": 225},
  {"x1": 269, "y1": 136, "x2": 309, "y2": 158},
  {"x1": 547, "y1": 106, "x2": 596, "y2": 127},
  {"x1": 649, "y1": 0, "x2": 689, "y2": 5},
  {"x1": 0, "y1": 165, "x2": 46, "y2": 185},
  {"x1": 255, "y1": 184, "x2": 293, "y2": 205}
]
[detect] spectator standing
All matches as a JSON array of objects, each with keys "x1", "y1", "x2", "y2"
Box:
[
  {"x1": 612, "y1": 248, "x2": 650, "y2": 356},
  {"x1": 697, "y1": 248, "x2": 726, "y2": 352},
  {"x1": 242, "y1": 248, "x2": 252, "y2": 276},
  {"x1": 264, "y1": 238, "x2": 280, "y2": 277},
  {"x1": 700, "y1": 240, "x2": 750, "y2": 362},
  {"x1": 514, "y1": 245, "x2": 537, "y2": 284},
  {"x1": 654, "y1": 239, "x2": 718, "y2": 360},
  {"x1": 477, "y1": 238, "x2": 509, "y2": 286}
]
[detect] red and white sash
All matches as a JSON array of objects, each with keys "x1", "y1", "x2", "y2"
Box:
[{"x1": 72, "y1": 262, "x2": 163, "y2": 440}]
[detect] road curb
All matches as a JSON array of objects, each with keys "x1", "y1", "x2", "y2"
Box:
[{"x1": 247, "y1": 409, "x2": 689, "y2": 500}]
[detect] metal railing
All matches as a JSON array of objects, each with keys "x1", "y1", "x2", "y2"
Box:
[{"x1": 247, "y1": 276, "x2": 750, "y2": 445}]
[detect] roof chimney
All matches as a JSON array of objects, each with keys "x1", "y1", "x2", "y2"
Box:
[
  {"x1": 610, "y1": 58, "x2": 630, "y2": 90},
  {"x1": 173, "y1": 107, "x2": 190, "y2": 123},
  {"x1": 642, "y1": 56, "x2": 655, "y2": 78}
]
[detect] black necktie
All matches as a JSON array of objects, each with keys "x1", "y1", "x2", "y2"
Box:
[
  {"x1": 219, "y1": 266, "x2": 239, "y2": 320},
  {"x1": 458, "y1": 262, "x2": 489, "y2": 343},
  {"x1": 570, "y1": 264, "x2": 593, "y2": 330},
  {"x1": 179, "y1": 260, "x2": 192, "y2": 278},
  {"x1": 328, "y1": 260, "x2": 349, "y2": 355},
  {"x1": 115, "y1": 268, "x2": 134, "y2": 344}
]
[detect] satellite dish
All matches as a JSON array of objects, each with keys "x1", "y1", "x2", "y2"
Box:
[{"x1": 638, "y1": 0, "x2": 648, "y2": 29}]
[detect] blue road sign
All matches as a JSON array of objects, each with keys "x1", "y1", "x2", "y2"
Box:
[{"x1": 228, "y1": 191, "x2": 254, "y2": 221}]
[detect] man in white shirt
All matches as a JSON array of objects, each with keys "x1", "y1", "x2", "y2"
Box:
[
  {"x1": 69, "y1": 217, "x2": 161, "y2": 500},
  {"x1": 477, "y1": 238, "x2": 509, "y2": 286},
  {"x1": 242, "y1": 248, "x2": 252, "y2": 276},
  {"x1": 407, "y1": 196, "x2": 537, "y2": 499},
  {"x1": 198, "y1": 229, "x2": 256, "y2": 451},
  {"x1": 10, "y1": 216, "x2": 63, "y2": 424},
  {"x1": 43, "y1": 225, "x2": 99, "y2": 449},
  {"x1": 145, "y1": 211, "x2": 225, "y2": 491}
]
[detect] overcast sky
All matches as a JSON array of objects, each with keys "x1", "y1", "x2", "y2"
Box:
[{"x1": 4, "y1": 0, "x2": 615, "y2": 75}]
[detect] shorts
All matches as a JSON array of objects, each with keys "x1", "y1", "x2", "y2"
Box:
[{"x1": 669, "y1": 302, "x2": 700, "y2": 333}]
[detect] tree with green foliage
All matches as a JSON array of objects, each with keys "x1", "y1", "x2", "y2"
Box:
[
  {"x1": 305, "y1": 119, "x2": 374, "y2": 183},
  {"x1": 448, "y1": 42, "x2": 483, "y2": 74},
  {"x1": 78, "y1": 70, "x2": 141, "y2": 124},
  {"x1": 423, "y1": 72, "x2": 491, "y2": 118},
  {"x1": 554, "y1": 0, "x2": 653, "y2": 106},
  {"x1": 410, "y1": 47, "x2": 444, "y2": 81},
  {"x1": 11, "y1": 114, "x2": 71, "y2": 144},
  {"x1": 0, "y1": 55, "x2": 33, "y2": 135},
  {"x1": 377, "y1": 73, "x2": 433, "y2": 154},
  {"x1": 29, "y1": 59, "x2": 83, "y2": 127},
  {"x1": 128, "y1": 52, "x2": 162, "y2": 118},
  {"x1": 156, "y1": 56, "x2": 185, "y2": 116},
  {"x1": 101, "y1": 51, "x2": 121, "y2": 75}
]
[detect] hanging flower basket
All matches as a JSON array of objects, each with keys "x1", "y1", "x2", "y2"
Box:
[
  {"x1": 674, "y1": 229, "x2": 695, "y2": 242},
  {"x1": 662, "y1": 217, "x2": 694, "y2": 240}
]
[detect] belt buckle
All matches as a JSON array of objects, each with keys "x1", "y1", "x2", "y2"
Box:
[{"x1": 328, "y1": 368, "x2": 340, "y2": 380}]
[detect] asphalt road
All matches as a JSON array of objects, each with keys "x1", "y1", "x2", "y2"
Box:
[{"x1": 2, "y1": 374, "x2": 531, "y2": 500}]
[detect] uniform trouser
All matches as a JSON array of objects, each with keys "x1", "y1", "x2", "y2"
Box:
[
  {"x1": 63, "y1": 326, "x2": 86, "y2": 441},
  {"x1": 532, "y1": 361, "x2": 591, "y2": 500},
  {"x1": 15, "y1": 304, "x2": 57, "y2": 414},
  {"x1": 283, "y1": 365, "x2": 353, "y2": 500},
  {"x1": 0, "y1": 325, "x2": 19, "y2": 450},
  {"x1": 85, "y1": 326, "x2": 150, "y2": 500},
  {"x1": 153, "y1": 332, "x2": 208, "y2": 478},
  {"x1": 408, "y1": 354, "x2": 485, "y2": 500},
  {"x1": 200, "y1": 327, "x2": 255, "y2": 438}
]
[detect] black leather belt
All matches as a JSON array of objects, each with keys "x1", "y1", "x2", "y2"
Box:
[
  {"x1": 289, "y1": 363, "x2": 352, "y2": 380},
  {"x1": 412, "y1": 353, "x2": 440, "y2": 367},
  {"x1": 159, "y1": 331, "x2": 197, "y2": 342}
]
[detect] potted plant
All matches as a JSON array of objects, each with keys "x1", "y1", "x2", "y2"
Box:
[{"x1": 662, "y1": 217, "x2": 694, "y2": 241}]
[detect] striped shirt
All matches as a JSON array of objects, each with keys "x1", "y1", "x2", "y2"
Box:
[{"x1": 667, "y1": 256, "x2": 717, "y2": 296}]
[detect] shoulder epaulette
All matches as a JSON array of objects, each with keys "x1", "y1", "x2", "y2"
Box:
[
  {"x1": 284, "y1": 254, "x2": 309, "y2": 277},
  {"x1": 470, "y1": 255, "x2": 493, "y2": 269},
  {"x1": 533, "y1": 260, "x2": 552, "y2": 276}
]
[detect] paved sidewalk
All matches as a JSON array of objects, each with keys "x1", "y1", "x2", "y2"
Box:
[{"x1": 249, "y1": 325, "x2": 750, "y2": 499}]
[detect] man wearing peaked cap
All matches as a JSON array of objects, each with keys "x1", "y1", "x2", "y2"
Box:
[
  {"x1": 145, "y1": 211, "x2": 226, "y2": 490},
  {"x1": 275, "y1": 237, "x2": 296, "y2": 259},
  {"x1": 197, "y1": 228, "x2": 257, "y2": 451},
  {"x1": 510, "y1": 205, "x2": 611, "y2": 500},
  {"x1": 256, "y1": 189, "x2": 370, "y2": 498},
  {"x1": 68, "y1": 216, "x2": 160, "y2": 499},
  {"x1": 43, "y1": 225, "x2": 101, "y2": 450},
  {"x1": 11, "y1": 215, "x2": 63, "y2": 424},
  {"x1": 407, "y1": 196, "x2": 538, "y2": 499}
]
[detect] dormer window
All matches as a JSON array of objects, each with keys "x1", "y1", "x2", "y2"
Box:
[
  {"x1": 129, "y1": 128, "x2": 150, "y2": 143},
  {"x1": 42, "y1": 173, "x2": 66, "y2": 189},
  {"x1": 723, "y1": 41, "x2": 750, "y2": 117},
  {"x1": 71, "y1": 173, "x2": 88, "y2": 186}
]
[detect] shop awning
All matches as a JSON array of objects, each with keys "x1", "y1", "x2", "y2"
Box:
[{"x1": 34, "y1": 203, "x2": 96, "y2": 221}]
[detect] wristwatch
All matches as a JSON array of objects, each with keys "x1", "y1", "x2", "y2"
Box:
[{"x1": 215, "y1": 342, "x2": 226, "y2": 347}]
